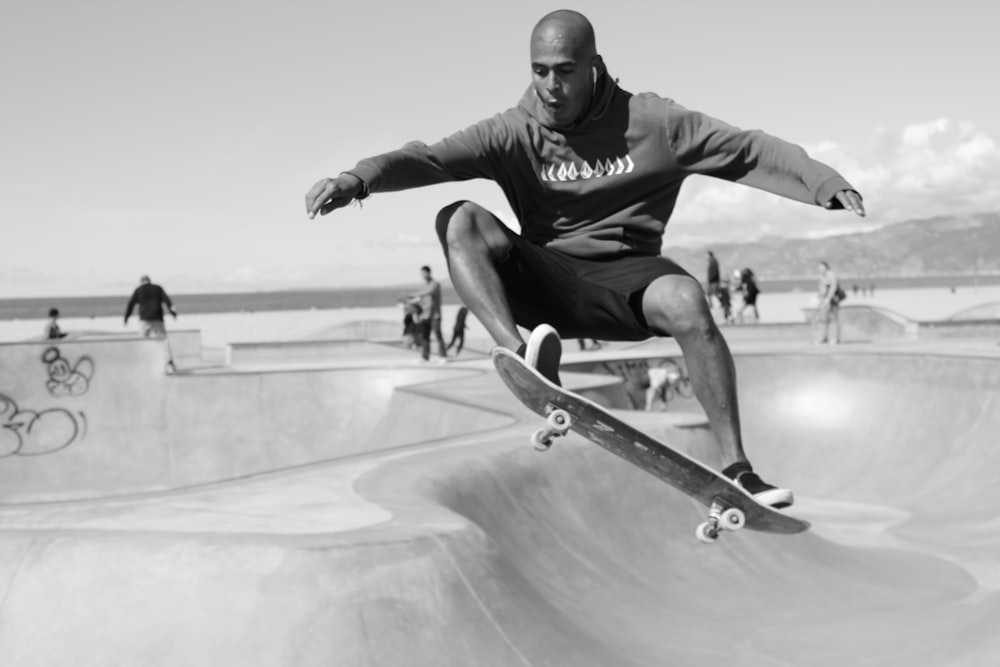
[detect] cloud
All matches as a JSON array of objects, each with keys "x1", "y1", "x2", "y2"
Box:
[{"x1": 669, "y1": 119, "x2": 1000, "y2": 246}]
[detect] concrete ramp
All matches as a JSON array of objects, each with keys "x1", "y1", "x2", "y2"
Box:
[
  {"x1": 1, "y1": 347, "x2": 999, "y2": 665},
  {"x1": 0, "y1": 337, "x2": 497, "y2": 502},
  {"x1": 357, "y1": 350, "x2": 1000, "y2": 666}
]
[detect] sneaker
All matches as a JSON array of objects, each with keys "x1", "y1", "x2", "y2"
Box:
[
  {"x1": 723, "y1": 463, "x2": 794, "y2": 509},
  {"x1": 523, "y1": 324, "x2": 562, "y2": 386}
]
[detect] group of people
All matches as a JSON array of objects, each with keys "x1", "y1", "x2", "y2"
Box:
[
  {"x1": 400, "y1": 265, "x2": 469, "y2": 362},
  {"x1": 705, "y1": 251, "x2": 847, "y2": 343},
  {"x1": 704, "y1": 251, "x2": 761, "y2": 325},
  {"x1": 705, "y1": 251, "x2": 848, "y2": 344},
  {"x1": 45, "y1": 275, "x2": 177, "y2": 341}
]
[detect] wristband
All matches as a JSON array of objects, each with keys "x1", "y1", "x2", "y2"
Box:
[{"x1": 340, "y1": 172, "x2": 370, "y2": 201}]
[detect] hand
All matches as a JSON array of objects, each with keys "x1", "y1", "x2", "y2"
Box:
[
  {"x1": 826, "y1": 190, "x2": 866, "y2": 218},
  {"x1": 171, "y1": 310, "x2": 178, "y2": 320},
  {"x1": 305, "y1": 174, "x2": 365, "y2": 219}
]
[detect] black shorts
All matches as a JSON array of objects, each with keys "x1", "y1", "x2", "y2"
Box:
[{"x1": 496, "y1": 227, "x2": 692, "y2": 341}]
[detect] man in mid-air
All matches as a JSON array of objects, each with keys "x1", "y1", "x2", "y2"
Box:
[{"x1": 305, "y1": 10, "x2": 865, "y2": 507}]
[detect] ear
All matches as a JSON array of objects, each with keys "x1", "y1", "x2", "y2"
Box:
[{"x1": 591, "y1": 55, "x2": 605, "y2": 80}]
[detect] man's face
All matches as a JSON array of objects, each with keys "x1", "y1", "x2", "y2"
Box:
[{"x1": 530, "y1": 33, "x2": 593, "y2": 128}]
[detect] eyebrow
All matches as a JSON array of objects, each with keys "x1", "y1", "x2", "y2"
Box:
[{"x1": 531, "y1": 59, "x2": 578, "y2": 69}]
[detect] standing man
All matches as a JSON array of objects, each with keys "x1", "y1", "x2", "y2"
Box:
[
  {"x1": 407, "y1": 266, "x2": 447, "y2": 361},
  {"x1": 305, "y1": 10, "x2": 865, "y2": 507},
  {"x1": 815, "y1": 261, "x2": 842, "y2": 345},
  {"x1": 124, "y1": 275, "x2": 177, "y2": 338}
]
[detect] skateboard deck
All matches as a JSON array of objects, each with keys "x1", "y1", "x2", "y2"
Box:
[{"x1": 492, "y1": 347, "x2": 809, "y2": 540}]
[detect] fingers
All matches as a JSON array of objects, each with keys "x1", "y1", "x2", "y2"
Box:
[
  {"x1": 305, "y1": 175, "x2": 364, "y2": 219},
  {"x1": 825, "y1": 190, "x2": 866, "y2": 218},
  {"x1": 305, "y1": 178, "x2": 336, "y2": 219},
  {"x1": 843, "y1": 191, "x2": 866, "y2": 218}
]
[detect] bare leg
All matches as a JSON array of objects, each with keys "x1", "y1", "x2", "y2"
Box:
[
  {"x1": 435, "y1": 201, "x2": 523, "y2": 351},
  {"x1": 642, "y1": 275, "x2": 747, "y2": 467}
]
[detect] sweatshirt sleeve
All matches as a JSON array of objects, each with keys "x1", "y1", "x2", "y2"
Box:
[
  {"x1": 346, "y1": 116, "x2": 511, "y2": 194},
  {"x1": 159, "y1": 287, "x2": 173, "y2": 310},
  {"x1": 666, "y1": 103, "x2": 858, "y2": 209},
  {"x1": 124, "y1": 290, "x2": 138, "y2": 320}
]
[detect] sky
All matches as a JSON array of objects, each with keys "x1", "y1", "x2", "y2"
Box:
[{"x1": 2, "y1": 0, "x2": 999, "y2": 297}]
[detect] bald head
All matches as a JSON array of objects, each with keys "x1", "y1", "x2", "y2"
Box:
[
  {"x1": 528, "y1": 11, "x2": 602, "y2": 128},
  {"x1": 530, "y1": 10, "x2": 596, "y2": 61}
]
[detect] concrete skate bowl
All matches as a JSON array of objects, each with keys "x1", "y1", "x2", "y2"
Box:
[
  {"x1": 948, "y1": 301, "x2": 1000, "y2": 320},
  {"x1": 366, "y1": 351, "x2": 1000, "y2": 666},
  {"x1": 0, "y1": 335, "x2": 507, "y2": 503}
]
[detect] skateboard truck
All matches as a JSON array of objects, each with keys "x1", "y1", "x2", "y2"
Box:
[
  {"x1": 696, "y1": 500, "x2": 747, "y2": 543},
  {"x1": 530, "y1": 406, "x2": 572, "y2": 451}
]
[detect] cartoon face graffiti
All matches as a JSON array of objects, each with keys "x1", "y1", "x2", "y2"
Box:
[{"x1": 42, "y1": 347, "x2": 94, "y2": 398}]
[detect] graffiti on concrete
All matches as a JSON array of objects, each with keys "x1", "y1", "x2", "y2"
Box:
[
  {"x1": 42, "y1": 346, "x2": 94, "y2": 397},
  {"x1": 0, "y1": 393, "x2": 87, "y2": 458}
]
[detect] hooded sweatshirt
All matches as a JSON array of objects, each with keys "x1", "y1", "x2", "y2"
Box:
[{"x1": 346, "y1": 72, "x2": 858, "y2": 259}]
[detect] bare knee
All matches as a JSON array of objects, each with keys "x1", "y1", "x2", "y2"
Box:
[
  {"x1": 642, "y1": 276, "x2": 716, "y2": 339},
  {"x1": 435, "y1": 200, "x2": 510, "y2": 262}
]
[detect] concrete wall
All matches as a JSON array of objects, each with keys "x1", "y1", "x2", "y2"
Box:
[{"x1": 0, "y1": 337, "x2": 488, "y2": 503}]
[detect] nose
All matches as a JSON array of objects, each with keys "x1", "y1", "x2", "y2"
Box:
[{"x1": 545, "y1": 71, "x2": 561, "y2": 93}]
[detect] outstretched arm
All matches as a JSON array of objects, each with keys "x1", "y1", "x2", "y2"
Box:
[
  {"x1": 668, "y1": 104, "x2": 866, "y2": 219},
  {"x1": 304, "y1": 116, "x2": 510, "y2": 220},
  {"x1": 124, "y1": 291, "x2": 138, "y2": 324}
]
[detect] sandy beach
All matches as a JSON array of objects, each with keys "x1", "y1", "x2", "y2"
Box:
[{"x1": 3, "y1": 285, "x2": 999, "y2": 349}]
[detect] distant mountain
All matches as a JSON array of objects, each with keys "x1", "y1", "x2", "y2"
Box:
[{"x1": 664, "y1": 211, "x2": 1000, "y2": 282}]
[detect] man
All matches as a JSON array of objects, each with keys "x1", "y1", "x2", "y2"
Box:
[
  {"x1": 815, "y1": 261, "x2": 842, "y2": 345},
  {"x1": 124, "y1": 275, "x2": 177, "y2": 338},
  {"x1": 304, "y1": 10, "x2": 865, "y2": 507},
  {"x1": 706, "y1": 251, "x2": 721, "y2": 308},
  {"x1": 407, "y1": 266, "x2": 446, "y2": 361}
]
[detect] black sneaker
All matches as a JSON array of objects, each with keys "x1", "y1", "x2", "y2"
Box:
[
  {"x1": 524, "y1": 324, "x2": 562, "y2": 387},
  {"x1": 723, "y1": 463, "x2": 794, "y2": 509}
]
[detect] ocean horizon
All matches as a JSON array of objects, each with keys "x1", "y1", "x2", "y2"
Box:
[{"x1": 3, "y1": 274, "x2": 1000, "y2": 322}]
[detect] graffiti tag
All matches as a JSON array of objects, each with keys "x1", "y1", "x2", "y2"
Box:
[{"x1": 0, "y1": 393, "x2": 87, "y2": 458}]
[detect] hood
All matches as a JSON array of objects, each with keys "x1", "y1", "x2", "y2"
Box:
[{"x1": 517, "y1": 67, "x2": 619, "y2": 131}]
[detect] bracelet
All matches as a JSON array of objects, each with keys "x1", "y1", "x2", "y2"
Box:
[{"x1": 340, "y1": 172, "x2": 370, "y2": 201}]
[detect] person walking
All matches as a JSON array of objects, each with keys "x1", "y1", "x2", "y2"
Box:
[
  {"x1": 736, "y1": 268, "x2": 761, "y2": 324},
  {"x1": 305, "y1": 10, "x2": 865, "y2": 507},
  {"x1": 705, "y1": 251, "x2": 721, "y2": 308},
  {"x1": 124, "y1": 275, "x2": 178, "y2": 370},
  {"x1": 124, "y1": 275, "x2": 177, "y2": 338},
  {"x1": 446, "y1": 306, "x2": 470, "y2": 356},
  {"x1": 815, "y1": 261, "x2": 843, "y2": 344}
]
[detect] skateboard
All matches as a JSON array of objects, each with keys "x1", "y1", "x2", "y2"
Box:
[{"x1": 492, "y1": 347, "x2": 810, "y2": 542}]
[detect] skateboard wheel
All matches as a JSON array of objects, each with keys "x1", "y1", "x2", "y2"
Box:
[
  {"x1": 546, "y1": 409, "x2": 571, "y2": 433},
  {"x1": 719, "y1": 508, "x2": 746, "y2": 531},
  {"x1": 530, "y1": 429, "x2": 553, "y2": 451},
  {"x1": 696, "y1": 521, "x2": 719, "y2": 543}
]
